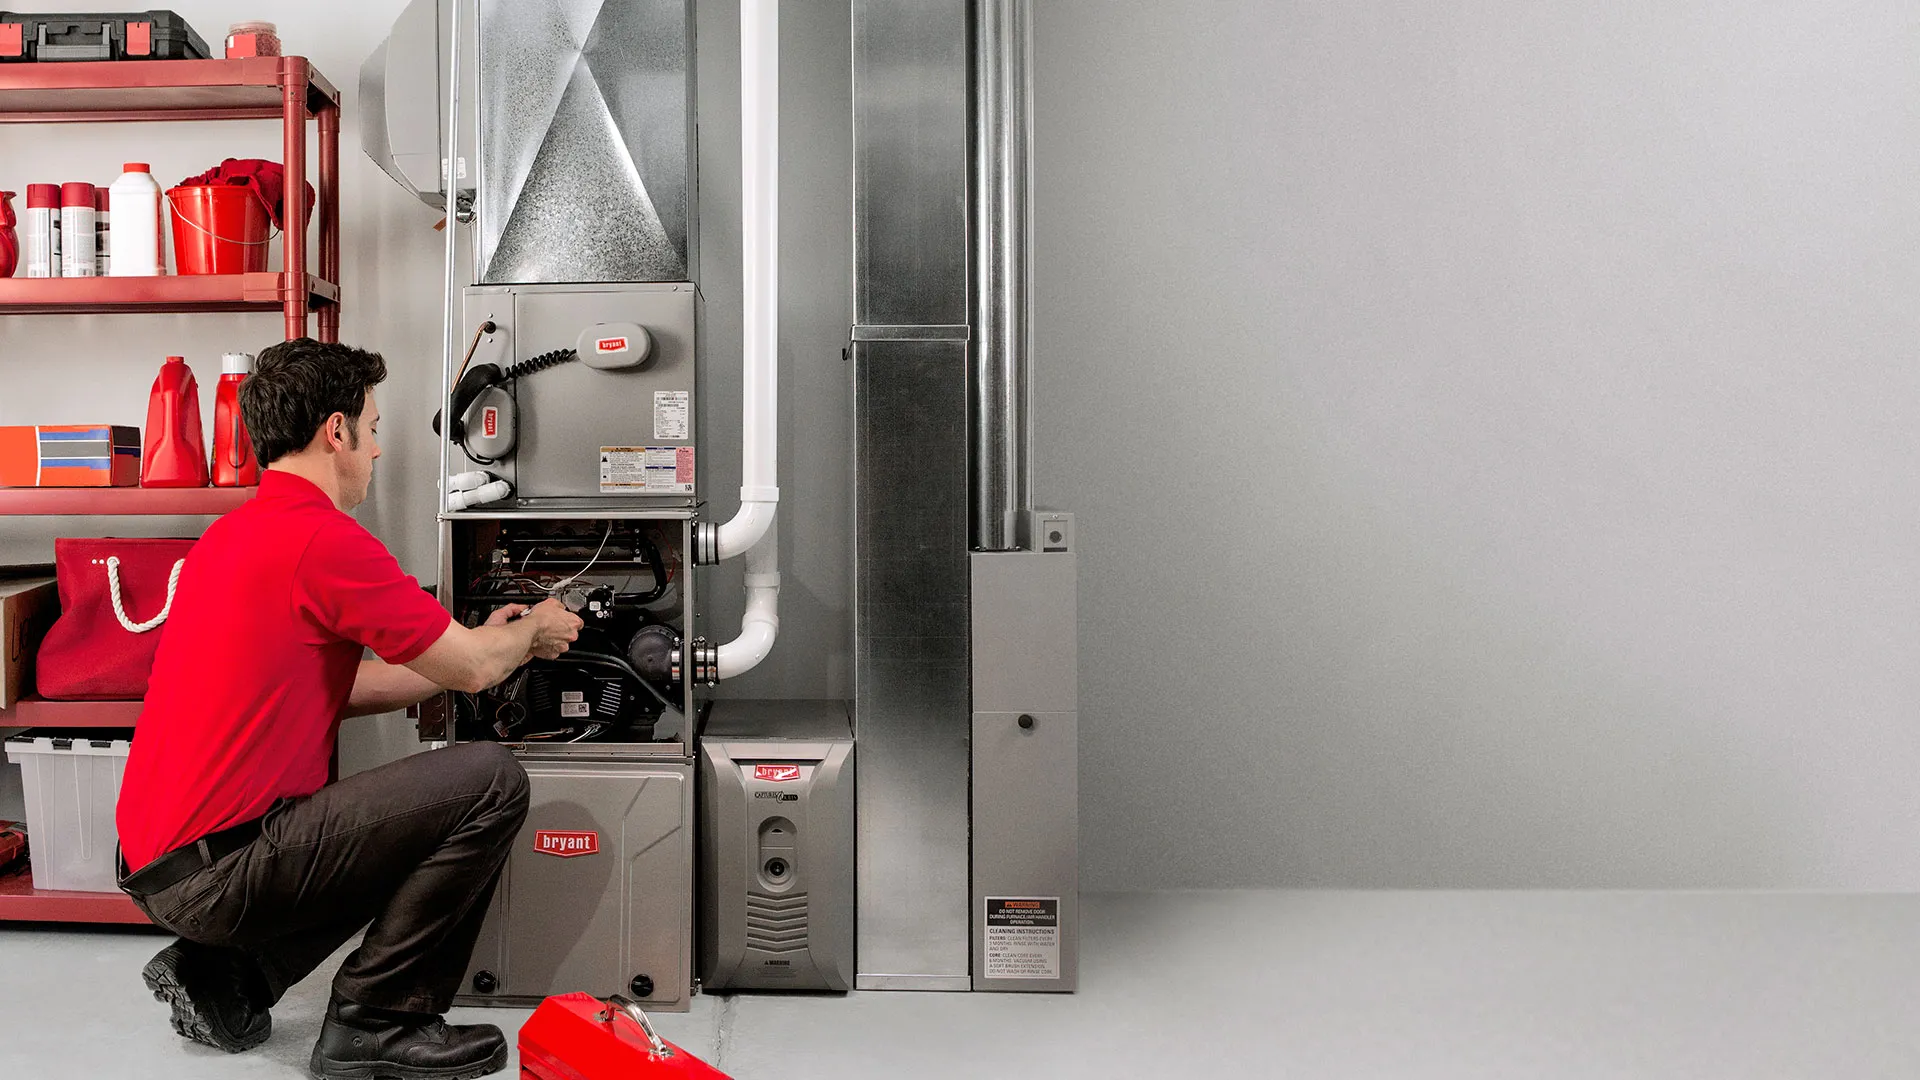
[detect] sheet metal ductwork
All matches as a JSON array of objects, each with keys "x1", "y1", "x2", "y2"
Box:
[
  {"x1": 363, "y1": 0, "x2": 694, "y2": 283},
  {"x1": 475, "y1": 0, "x2": 694, "y2": 283}
]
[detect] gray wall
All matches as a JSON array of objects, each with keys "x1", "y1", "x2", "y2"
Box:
[
  {"x1": 5, "y1": 0, "x2": 1911, "y2": 891},
  {"x1": 1039, "y1": 0, "x2": 1920, "y2": 889}
]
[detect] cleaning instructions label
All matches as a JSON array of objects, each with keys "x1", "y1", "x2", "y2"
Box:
[
  {"x1": 653, "y1": 391, "x2": 690, "y2": 440},
  {"x1": 560, "y1": 691, "x2": 589, "y2": 719},
  {"x1": 600, "y1": 446, "x2": 695, "y2": 494},
  {"x1": 984, "y1": 897, "x2": 1060, "y2": 980}
]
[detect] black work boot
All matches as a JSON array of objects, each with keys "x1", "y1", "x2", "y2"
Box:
[
  {"x1": 141, "y1": 939, "x2": 273, "y2": 1053},
  {"x1": 310, "y1": 998, "x2": 508, "y2": 1080}
]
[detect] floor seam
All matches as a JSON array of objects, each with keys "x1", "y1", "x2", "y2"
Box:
[{"x1": 712, "y1": 993, "x2": 739, "y2": 1068}]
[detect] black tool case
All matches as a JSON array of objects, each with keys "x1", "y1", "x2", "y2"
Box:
[{"x1": 0, "y1": 10, "x2": 210, "y2": 62}]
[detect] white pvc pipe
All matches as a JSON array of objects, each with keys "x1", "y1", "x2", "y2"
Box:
[
  {"x1": 717, "y1": 0, "x2": 780, "y2": 560},
  {"x1": 716, "y1": 521, "x2": 780, "y2": 678},
  {"x1": 715, "y1": 0, "x2": 781, "y2": 677}
]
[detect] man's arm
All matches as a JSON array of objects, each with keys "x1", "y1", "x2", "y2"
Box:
[
  {"x1": 344, "y1": 660, "x2": 443, "y2": 718},
  {"x1": 404, "y1": 598, "x2": 581, "y2": 694}
]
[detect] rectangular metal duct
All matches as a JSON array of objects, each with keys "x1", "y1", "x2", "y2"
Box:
[
  {"x1": 475, "y1": 0, "x2": 695, "y2": 284},
  {"x1": 851, "y1": 0, "x2": 974, "y2": 992}
]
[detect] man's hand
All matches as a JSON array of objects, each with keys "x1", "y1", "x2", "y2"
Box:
[
  {"x1": 484, "y1": 603, "x2": 539, "y2": 665},
  {"x1": 519, "y1": 598, "x2": 582, "y2": 660},
  {"x1": 483, "y1": 603, "x2": 530, "y2": 627},
  {"x1": 409, "y1": 599, "x2": 583, "y2": 694}
]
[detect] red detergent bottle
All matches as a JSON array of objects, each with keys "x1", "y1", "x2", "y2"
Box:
[
  {"x1": 212, "y1": 351, "x2": 259, "y2": 487},
  {"x1": 141, "y1": 356, "x2": 210, "y2": 488}
]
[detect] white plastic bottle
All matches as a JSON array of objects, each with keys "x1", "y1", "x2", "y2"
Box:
[{"x1": 108, "y1": 163, "x2": 163, "y2": 277}]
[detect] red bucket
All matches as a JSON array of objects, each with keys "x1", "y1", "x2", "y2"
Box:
[{"x1": 166, "y1": 185, "x2": 272, "y2": 274}]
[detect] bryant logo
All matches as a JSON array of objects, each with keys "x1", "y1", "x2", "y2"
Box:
[
  {"x1": 754, "y1": 764, "x2": 802, "y2": 783},
  {"x1": 482, "y1": 406, "x2": 498, "y2": 438},
  {"x1": 534, "y1": 830, "x2": 599, "y2": 857},
  {"x1": 596, "y1": 337, "x2": 629, "y2": 354}
]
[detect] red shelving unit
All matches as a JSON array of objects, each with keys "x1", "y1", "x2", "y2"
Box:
[
  {"x1": 0, "y1": 698, "x2": 142, "y2": 728},
  {"x1": 0, "y1": 485, "x2": 252, "y2": 516},
  {"x1": 0, "y1": 864, "x2": 147, "y2": 924},
  {"x1": 0, "y1": 56, "x2": 342, "y2": 341},
  {"x1": 0, "y1": 273, "x2": 337, "y2": 314}
]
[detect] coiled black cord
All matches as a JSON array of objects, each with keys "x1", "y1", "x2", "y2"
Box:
[{"x1": 502, "y1": 348, "x2": 577, "y2": 381}]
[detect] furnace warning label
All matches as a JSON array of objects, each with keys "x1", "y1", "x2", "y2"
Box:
[
  {"x1": 984, "y1": 897, "x2": 1059, "y2": 980},
  {"x1": 653, "y1": 391, "x2": 690, "y2": 440},
  {"x1": 559, "y1": 691, "x2": 589, "y2": 719},
  {"x1": 600, "y1": 446, "x2": 695, "y2": 494}
]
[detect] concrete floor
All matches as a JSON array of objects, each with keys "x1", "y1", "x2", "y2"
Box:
[{"x1": 0, "y1": 891, "x2": 1916, "y2": 1078}]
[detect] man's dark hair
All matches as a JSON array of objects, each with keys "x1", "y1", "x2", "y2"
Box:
[{"x1": 240, "y1": 338, "x2": 388, "y2": 465}]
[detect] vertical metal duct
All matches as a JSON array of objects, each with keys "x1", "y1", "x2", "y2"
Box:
[
  {"x1": 971, "y1": 0, "x2": 1033, "y2": 551},
  {"x1": 851, "y1": 0, "x2": 974, "y2": 990}
]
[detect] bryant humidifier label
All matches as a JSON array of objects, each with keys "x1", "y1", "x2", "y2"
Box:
[{"x1": 984, "y1": 897, "x2": 1060, "y2": 980}]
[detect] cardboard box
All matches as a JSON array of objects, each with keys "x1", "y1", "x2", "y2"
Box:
[
  {"x1": 0, "y1": 574, "x2": 58, "y2": 709},
  {"x1": 0, "y1": 425, "x2": 140, "y2": 487}
]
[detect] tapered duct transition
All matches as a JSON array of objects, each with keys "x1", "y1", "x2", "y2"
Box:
[{"x1": 477, "y1": 0, "x2": 694, "y2": 284}]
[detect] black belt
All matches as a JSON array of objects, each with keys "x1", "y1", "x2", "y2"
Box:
[{"x1": 119, "y1": 817, "x2": 263, "y2": 899}]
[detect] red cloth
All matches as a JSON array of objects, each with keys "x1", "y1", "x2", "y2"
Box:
[
  {"x1": 116, "y1": 471, "x2": 452, "y2": 871},
  {"x1": 174, "y1": 159, "x2": 315, "y2": 231}
]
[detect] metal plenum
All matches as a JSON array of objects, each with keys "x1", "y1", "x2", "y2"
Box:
[{"x1": 970, "y1": 0, "x2": 1033, "y2": 552}]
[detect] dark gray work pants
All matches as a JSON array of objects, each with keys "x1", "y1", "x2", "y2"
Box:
[{"x1": 124, "y1": 741, "x2": 529, "y2": 1014}]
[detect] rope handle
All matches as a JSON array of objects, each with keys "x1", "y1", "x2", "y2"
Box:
[
  {"x1": 107, "y1": 556, "x2": 184, "y2": 633},
  {"x1": 165, "y1": 192, "x2": 281, "y2": 246}
]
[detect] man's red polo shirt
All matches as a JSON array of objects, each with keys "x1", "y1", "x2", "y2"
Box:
[{"x1": 117, "y1": 470, "x2": 452, "y2": 871}]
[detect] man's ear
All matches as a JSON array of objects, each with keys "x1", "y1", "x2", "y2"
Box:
[{"x1": 323, "y1": 412, "x2": 349, "y2": 452}]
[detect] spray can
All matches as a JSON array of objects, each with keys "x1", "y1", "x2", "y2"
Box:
[
  {"x1": 0, "y1": 191, "x2": 16, "y2": 279},
  {"x1": 59, "y1": 183, "x2": 95, "y2": 278},
  {"x1": 212, "y1": 352, "x2": 260, "y2": 487},
  {"x1": 22, "y1": 184, "x2": 58, "y2": 278},
  {"x1": 94, "y1": 187, "x2": 110, "y2": 277},
  {"x1": 141, "y1": 356, "x2": 210, "y2": 488}
]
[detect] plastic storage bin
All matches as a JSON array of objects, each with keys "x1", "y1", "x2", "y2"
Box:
[{"x1": 4, "y1": 733, "x2": 130, "y2": 892}]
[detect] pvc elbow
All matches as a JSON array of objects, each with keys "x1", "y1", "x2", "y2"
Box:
[
  {"x1": 715, "y1": 603, "x2": 779, "y2": 680},
  {"x1": 709, "y1": 491, "x2": 778, "y2": 562}
]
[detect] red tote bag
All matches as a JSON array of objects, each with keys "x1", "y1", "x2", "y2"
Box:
[{"x1": 35, "y1": 537, "x2": 196, "y2": 701}]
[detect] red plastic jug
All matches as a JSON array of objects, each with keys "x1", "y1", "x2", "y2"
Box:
[
  {"x1": 212, "y1": 352, "x2": 259, "y2": 487},
  {"x1": 0, "y1": 191, "x2": 17, "y2": 278},
  {"x1": 142, "y1": 356, "x2": 209, "y2": 488}
]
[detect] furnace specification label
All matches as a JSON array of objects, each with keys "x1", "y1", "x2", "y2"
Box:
[
  {"x1": 600, "y1": 446, "x2": 695, "y2": 494},
  {"x1": 653, "y1": 391, "x2": 690, "y2": 440},
  {"x1": 984, "y1": 897, "x2": 1060, "y2": 980}
]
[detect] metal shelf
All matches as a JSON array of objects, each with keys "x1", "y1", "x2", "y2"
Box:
[
  {"x1": 0, "y1": 55, "x2": 340, "y2": 341},
  {"x1": 0, "y1": 697, "x2": 142, "y2": 727},
  {"x1": 0, "y1": 273, "x2": 337, "y2": 314},
  {"x1": 0, "y1": 486, "x2": 251, "y2": 517},
  {"x1": 0, "y1": 864, "x2": 148, "y2": 924},
  {"x1": 0, "y1": 57, "x2": 338, "y2": 122}
]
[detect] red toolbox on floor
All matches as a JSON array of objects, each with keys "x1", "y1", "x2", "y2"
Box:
[
  {"x1": 0, "y1": 10, "x2": 209, "y2": 61},
  {"x1": 519, "y1": 994, "x2": 730, "y2": 1080}
]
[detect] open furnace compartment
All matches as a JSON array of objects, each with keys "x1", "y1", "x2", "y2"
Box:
[{"x1": 435, "y1": 513, "x2": 697, "y2": 749}]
